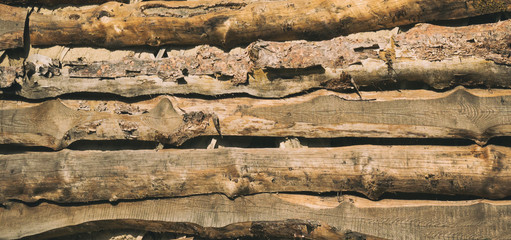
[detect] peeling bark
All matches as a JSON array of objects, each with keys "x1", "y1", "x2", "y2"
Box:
[
  {"x1": 1, "y1": 0, "x2": 511, "y2": 50},
  {"x1": 5, "y1": 20, "x2": 511, "y2": 98}
]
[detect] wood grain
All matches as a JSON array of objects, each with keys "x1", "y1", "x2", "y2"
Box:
[
  {"x1": 0, "y1": 3, "x2": 26, "y2": 50},
  {"x1": 1, "y1": 0, "x2": 511, "y2": 49},
  {"x1": 6, "y1": 20, "x2": 511, "y2": 98},
  {"x1": 0, "y1": 0, "x2": 127, "y2": 6},
  {"x1": 2, "y1": 193, "x2": 511, "y2": 239},
  {"x1": 0, "y1": 98, "x2": 218, "y2": 149},
  {"x1": 2, "y1": 144, "x2": 511, "y2": 202},
  {"x1": 1, "y1": 88, "x2": 511, "y2": 149}
]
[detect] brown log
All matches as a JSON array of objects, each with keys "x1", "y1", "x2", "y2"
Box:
[
  {"x1": 6, "y1": 20, "x2": 511, "y2": 98},
  {"x1": 0, "y1": 3, "x2": 26, "y2": 50},
  {"x1": 2, "y1": 193, "x2": 511, "y2": 239},
  {"x1": 1, "y1": 0, "x2": 511, "y2": 50},
  {"x1": 1, "y1": 88, "x2": 511, "y2": 149},
  {"x1": 0, "y1": 0, "x2": 126, "y2": 6},
  {"x1": 1, "y1": 145, "x2": 511, "y2": 203}
]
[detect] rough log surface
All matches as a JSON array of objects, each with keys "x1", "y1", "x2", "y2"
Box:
[
  {"x1": 1, "y1": 88, "x2": 511, "y2": 149},
  {"x1": 0, "y1": 3, "x2": 26, "y2": 50},
  {"x1": 1, "y1": 0, "x2": 511, "y2": 49},
  {"x1": 2, "y1": 145, "x2": 511, "y2": 203},
  {"x1": 0, "y1": 0, "x2": 126, "y2": 6},
  {"x1": 4, "y1": 20, "x2": 511, "y2": 98},
  {"x1": 2, "y1": 193, "x2": 511, "y2": 240}
]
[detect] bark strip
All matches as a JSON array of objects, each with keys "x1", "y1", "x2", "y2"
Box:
[
  {"x1": 6, "y1": 20, "x2": 511, "y2": 98},
  {"x1": 1, "y1": 0, "x2": 511, "y2": 49},
  {"x1": 2, "y1": 193, "x2": 511, "y2": 239}
]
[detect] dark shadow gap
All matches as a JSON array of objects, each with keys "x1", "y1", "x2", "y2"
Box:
[
  {"x1": 7, "y1": 190, "x2": 504, "y2": 209},
  {"x1": 1, "y1": 136, "x2": 507, "y2": 153}
]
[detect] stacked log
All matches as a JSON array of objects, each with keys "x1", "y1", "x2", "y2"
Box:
[{"x1": 1, "y1": 0, "x2": 511, "y2": 239}]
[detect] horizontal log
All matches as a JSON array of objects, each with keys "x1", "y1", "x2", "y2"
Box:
[
  {"x1": 6, "y1": 20, "x2": 511, "y2": 98},
  {"x1": 0, "y1": 3, "x2": 26, "y2": 50},
  {"x1": 1, "y1": 88, "x2": 511, "y2": 148},
  {"x1": 2, "y1": 193, "x2": 511, "y2": 239},
  {"x1": 1, "y1": 0, "x2": 511, "y2": 49},
  {"x1": 0, "y1": 0, "x2": 126, "y2": 6},
  {"x1": 2, "y1": 145, "x2": 511, "y2": 203},
  {"x1": 0, "y1": 97, "x2": 219, "y2": 149}
]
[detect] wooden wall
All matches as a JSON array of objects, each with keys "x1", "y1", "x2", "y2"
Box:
[{"x1": 1, "y1": 0, "x2": 511, "y2": 239}]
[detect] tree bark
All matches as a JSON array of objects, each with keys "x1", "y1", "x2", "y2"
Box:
[
  {"x1": 5, "y1": 20, "x2": 511, "y2": 98},
  {"x1": 2, "y1": 145, "x2": 511, "y2": 203},
  {"x1": 3, "y1": 193, "x2": 511, "y2": 240},
  {"x1": 1, "y1": 0, "x2": 511, "y2": 50},
  {"x1": 0, "y1": 88, "x2": 510, "y2": 149}
]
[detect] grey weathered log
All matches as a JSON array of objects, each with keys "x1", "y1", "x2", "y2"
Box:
[
  {"x1": 5, "y1": 20, "x2": 511, "y2": 98},
  {"x1": 1, "y1": 0, "x2": 511, "y2": 50},
  {"x1": 1, "y1": 88, "x2": 511, "y2": 149},
  {"x1": 2, "y1": 193, "x2": 511, "y2": 240},
  {"x1": 1, "y1": 145, "x2": 511, "y2": 203}
]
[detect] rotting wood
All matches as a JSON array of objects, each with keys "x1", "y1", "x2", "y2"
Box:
[
  {"x1": 1, "y1": 87, "x2": 511, "y2": 149},
  {"x1": 1, "y1": 145, "x2": 511, "y2": 202},
  {"x1": 2, "y1": 193, "x2": 511, "y2": 240},
  {"x1": 1, "y1": 0, "x2": 511, "y2": 50},
  {"x1": 4, "y1": 20, "x2": 511, "y2": 98}
]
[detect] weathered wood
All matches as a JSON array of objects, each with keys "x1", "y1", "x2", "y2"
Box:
[
  {"x1": 0, "y1": 0, "x2": 127, "y2": 6},
  {"x1": 0, "y1": 66, "x2": 18, "y2": 88},
  {"x1": 0, "y1": 97, "x2": 219, "y2": 149},
  {"x1": 1, "y1": 88, "x2": 511, "y2": 148},
  {"x1": 3, "y1": 193, "x2": 511, "y2": 239},
  {"x1": 0, "y1": 3, "x2": 26, "y2": 50},
  {"x1": 1, "y1": 0, "x2": 510, "y2": 50},
  {"x1": 6, "y1": 20, "x2": 511, "y2": 98},
  {"x1": 2, "y1": 145, "x2": 511, "y2": 202}
]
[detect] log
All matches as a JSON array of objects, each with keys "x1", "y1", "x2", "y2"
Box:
[
  {"x1": 0, "y1": 3, "x2": 26, "y2": 50},
  {"x1": 1, "y1": 88, "x2": 511, "y2": 149},
  {"x1": 3, "y1": 193, "x2": 511, "y2": 239},
  {"x1": 6, "y1": 20, "x2": 511, "y2": 98},
  {"x1": 0, "y1": 0, "x2": 126, "y2": 6},
  {"x1": 1, "y1": 0, "x2": 511, "y2": 50},
  {"x1": 0, "y1": 97, "x2": 219, "y2": 149},
  {"x1": 2, "y1": 145, "x2": 511, "y2": 203}
]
